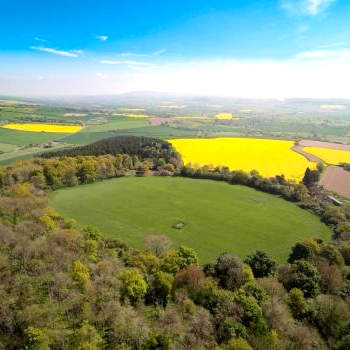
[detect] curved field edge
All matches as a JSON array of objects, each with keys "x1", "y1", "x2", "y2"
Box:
[
  {"x1": 49, "y1": 176, "x2": 331, "y2": 263},
  {"x1": 169, "y1": 137, "x2": 316, "y2": 182}
]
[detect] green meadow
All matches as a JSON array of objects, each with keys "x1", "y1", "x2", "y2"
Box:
[{"x1": 49, "y1": 176, "x2": 331, "y2": 263}]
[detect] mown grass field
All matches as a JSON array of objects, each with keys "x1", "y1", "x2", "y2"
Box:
[
  {"x1": 49, "y1": 176, "x2": 331, "y2": 262},
  {"x1": 0, "y1": 127, "x2": 68, "y2": 145}
]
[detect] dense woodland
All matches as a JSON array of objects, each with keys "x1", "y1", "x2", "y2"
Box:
[
  {"x1": 0, "y1": 136, "x2": 349, "y2": 349},
  {"x1": 42, "y1": 136, "x2": 182, "y2": 167}
]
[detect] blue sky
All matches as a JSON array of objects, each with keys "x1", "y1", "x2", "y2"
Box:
[{"x1": 1, "y1": 0, "x2": 350, "y2": 97}]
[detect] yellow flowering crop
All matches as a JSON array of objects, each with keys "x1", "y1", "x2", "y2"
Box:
[
  {"x1": 304, "y1": 147, "x2": 350, "y2": 165},
  {"x1": 2, "y1": 123, "x2": 83, "y2": 133},
  {"x1": 169, "y1": 138, "x2": 316, "y2": 182},
  {"x1": 216, "y1": 113, "x2": 234, "y2": 120}
]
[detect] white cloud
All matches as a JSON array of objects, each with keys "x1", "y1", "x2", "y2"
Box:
[
  {"x1": 34, "y1": 37, "x2": 47, "y2": 42},
  {"x1": 96, "y1": 35, "x2": 108, "y2": 41},
  {"x1": 3, "y1": 57, "x2": 350, "y2": 98},
  {"x1": 119, "y1": 52, "x2": 150, "y2": 57},
  {"x1": 96, "y1": 72, "x2": 107, "y2": 79},
  {"x1": 295, "y1": 49, "x2": 350, "y2": 61},
  {"x1": 153, "y1": 49, "x2": 167, "y2": 56},
  {"x1": 100, "y1": 60, "x2": 153, "y2": 66},
  {"x1": 117, "y1": 50, "x2": 166, "y2": 57},
  {"x1": 121, "y1": 58, "x2": 350, "y2": 98},
  {"x1": 30, "y1": 46, "x2": 81, "y2": 57},
  {"x1": 281, "y1": 0, "x2": 336, "y2": 15},
  {"x1": 71, "y1": 49, "x2": 84, "y2": 55},
  {"x1": 318, "y1": 41, "x2": 346, "y2": 48}
]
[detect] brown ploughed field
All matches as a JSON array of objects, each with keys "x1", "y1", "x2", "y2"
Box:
[
  {"x1": 320, "y1": 166, "x2": 350, "y2": 199},
  {"x1": 299, "y1": 140, "x2": 350, "y2": 151}
]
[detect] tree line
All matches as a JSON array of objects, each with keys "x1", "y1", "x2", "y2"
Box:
[{"x1": 42, "y1": 135, "x2": 182, "y2": 167}]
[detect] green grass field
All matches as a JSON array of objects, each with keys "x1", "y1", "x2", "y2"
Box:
[
  {"x1": 0, "y1": 127, "x2": 68, "y2": 145},
  {"x1": 49, "y1": 176, "x2": 331, "y2": 263},
  {"x1": 0, "y1": 142, "x2": 18, "y2": 153}
]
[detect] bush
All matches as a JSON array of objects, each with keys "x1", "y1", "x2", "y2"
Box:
[
  {"x1": 284, "y1": 260, "x2": 321, "y2": 298},
  {"x1": 225, "y1": 338, "x2": 252, "y2": 350},
  {"x1": 288, "y1": 288, "x2": 309, "y2": 319},
  {"x1": 120, "y1": 268, "x2": 147, "y2": 303},
  {"x1": 244, "y1": 250, "x2": 277, "y2": 278},
  {"x1": 161, "y1": 246, "x2": 199, "y2": 274}
]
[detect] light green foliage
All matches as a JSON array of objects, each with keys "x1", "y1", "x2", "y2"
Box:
[
  {"x1": 129, "y1": 252, "x2": 160, "y2": 274},
  {"x1": 84, "y1": 239, "x2": 99, "y2": 262},
  {"x1": 74, "y1": 320, "x2": 104, "y2": 350},
  {"x1": 39, "y1": 215, "x2": 55, "y2": 233},
  {"x1": 239, "y1": 282, "x2": 267, "y2": 305},
  {"x1": 233, "y1": 289, "x2": 267, "y2": 336},
  {"x1": 24, "y1": 327, "x2": 50, "y2": 350},
  {"x1": 120, "y1": 268, "x2": 147, "y2": 303},
  {"x1": 217, "y1": 317, "x2": 247, "y2": 342},
  {"x1": 321, "y1": 244, "x2": 345, "y2": 266},
  {"x1": 72, "y1": 261, "x2": 90, "y2": 287},
  {"x1": 83, "y1": 225, "x2": 102, "y2": 241},
  {"x1": 225, "y1": 338, "x2": 252, "y2": 350},
  {"x1": 161, "y1": 245, "x2": 199, "y2": 273},
  {"x1": 11, "y1": 182, "x2": 31, "y2": 197},
  {"x1": 288, "y1": 288, "x2": 309, "y2": 319},
  {"x1": 149, "y1": 271, "x2": 174, "y2": 305}
]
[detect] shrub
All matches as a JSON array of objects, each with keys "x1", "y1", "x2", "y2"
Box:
[
  {"x1": 161, "y1": 246, "x2": 199, "y2": 274},
  {"x1": 244, "y1": 250, "x2": 277, "y2": 278},
  {"x1": 288, "y1": 288, "x2": 309, "y2": 319},
  {"x1": 72, "y1": 261, "x2": 90, "y2": 287},
  {"x1": 225, "y1": 338, "x2": 252, "y2": 350},
  {"x1": 284, "y1": 260, "x2": 321, "y2": 298},
  {"x1": 120, "y1": 268, "x2": 147, "y2": 303}
]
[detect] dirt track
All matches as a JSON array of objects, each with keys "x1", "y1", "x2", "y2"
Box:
[
  {"x1": 319, "y1": 166, "x2": 350, "y2": 199},
  {"x1": 299, "y1": 140, "x2": 350, "y2": 151},
  {"x1": 291, "y1": 145, "x2": 323, "y2": 162}
]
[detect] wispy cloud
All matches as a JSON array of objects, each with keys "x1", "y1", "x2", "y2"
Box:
[
  {"x1": 119, "y1": 52, "x2": 150, "y2": 57},
  {"x1": 117, "y1": 49, "x2": 166, "y2": 57},
  {"x1": 318, "y1": 41, "x2": 346, "y2": 49},
  {"x1": 100, "y1": 60, "x2": 153, "y2": 66},
  {"x1": 295, "y1": 48, "x2": 350, "y2": 61},
  {"x1": 281, "y1": 0, "x2": 336, "y2": 15},
  {"x1": 34, "y1": 37, "x2": 47, "y2": 42},
  {"x1": 153, "y1": 49, "x2": 167, "y2": 56},
  {"x1": 96, "y1": 35, "x2": 108, "y2": 41},
  {"x1": 71, "y1": 49, "x2": 84, "y2": 55},
  {"x1": 30, "y1": 46, "x2": 82, "y2": 57}
]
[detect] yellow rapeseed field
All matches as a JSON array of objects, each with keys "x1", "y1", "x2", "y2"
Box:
[
  {"x1": 169, "y1": 138, "x2": 316, "y2": 181},
  {"x1": 113, "y1": 113, "x2": 149, "y2": 118},
  {"x1": 2, "y1": 123, "x2": 83, "y2": 133},
  {"x1": 215, "y1": 113, "x2": 234, "y2": 120},
  {"x1": 303, "y1": 147, "x2": 350, "y2": 165},
  {"x1": 118, "y1": 108, "x2": 145, "y2": 112}
]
